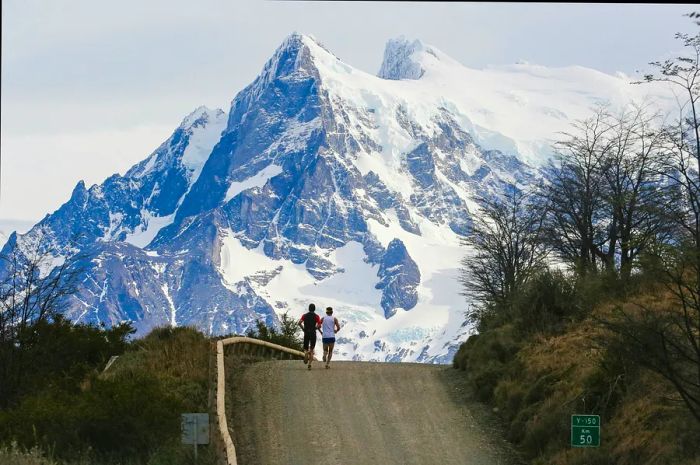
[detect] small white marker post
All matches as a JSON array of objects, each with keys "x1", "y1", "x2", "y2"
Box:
[
  {"x1": 193, "y1": 414, "x2": 198, "y2": 462},
  {"x1": 181, "y1": 413, "x2": 209, "y2": 464}
]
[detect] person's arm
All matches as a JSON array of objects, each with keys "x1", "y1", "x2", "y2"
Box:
[
  {"x1": 316, "y1": 315, "x2": 323, "y2": 334},
  {"x1": 334, "y1": 317, "x2": 340, "y2": 333},
  {"x1": 298, "y1": 315, "x2": 304, "y2": 332}
]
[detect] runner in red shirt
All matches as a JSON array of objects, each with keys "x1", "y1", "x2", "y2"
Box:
[{"x1": 298, "y1": 303, "x2": 322, "y2": 370}]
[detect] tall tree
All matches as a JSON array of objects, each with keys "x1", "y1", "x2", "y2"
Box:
[
  {"x1": 543, "y1": 105, "x2": 667, "y2": 280},
  {"x1": 614, "y1": 17, "x2": 700, "y2": 423},
  {"x1": 461, "y1": 186, "x2": 547, "y2": 323},
  {"x1": 542, "y1": 107, "x2": 614, "y2": 275},
  {"x1": 601, "y1": 105, "x2": 668, "y2": 280}
]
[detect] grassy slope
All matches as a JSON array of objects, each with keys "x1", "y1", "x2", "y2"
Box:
[{"x1": 455, "y1": 292, "x2": 700, "y2": 465}]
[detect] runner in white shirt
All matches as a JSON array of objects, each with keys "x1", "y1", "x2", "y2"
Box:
[{"x1": 320, "y1": 307, "x2": 341, "y2": 369}]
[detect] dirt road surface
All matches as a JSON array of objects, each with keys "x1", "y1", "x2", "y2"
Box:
[{"x1": 229, "y1": 360, "x2": 520, "y2": 465}]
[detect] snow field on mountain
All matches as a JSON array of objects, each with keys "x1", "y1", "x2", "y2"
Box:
[
  {"x1": 302, "y1": 35, "x2": 676, "y2": 167},
  {"x1": 217, "y1": 192, "x2": 470, "y2": 361},
  {"x1": 218, "y1": 230, "x2": 383, "y2": 319},
  {"x1": 365, "y1": 210, "x2": 470, "y2": 361},
  {"x1": 224, "y1": 164, "x2": 283, "y2": 202},
  {"x1": 180, "y1": 107, "x2": 228, "y2": 184},
  {"x1": 125, "y1": 211, "x2": 175, "y2": 248}
]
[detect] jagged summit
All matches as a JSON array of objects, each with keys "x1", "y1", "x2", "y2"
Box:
[
  {"x1": 282, "y1": 32, "x2": 334, "y2": 55},
  {"x1": 1, "y1": 32, "x2": 678, "y2": 364},
  {"x1": 180, "y1": 105, "x2": 225, "y2": 129},
  {"x1": 253, "y1": 32, "x2": 337, "y2": 83},
  {"x1": 378, "y1": 37, "x2": 427, "y2": 80},
  {"x1": 377, "y1": 37, "x2": 446, "y2": 80}
]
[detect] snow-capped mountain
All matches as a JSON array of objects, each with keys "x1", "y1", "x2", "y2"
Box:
[{"x1": 1, "y1": 33, "x2": 674, "y2": 363}]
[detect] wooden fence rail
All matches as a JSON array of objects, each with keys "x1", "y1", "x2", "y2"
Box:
[{"x1": 216, "y1": 336, "x2": 306, "y2": 465}]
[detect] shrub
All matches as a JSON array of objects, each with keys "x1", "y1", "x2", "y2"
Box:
[
  {"x1": 512, "y1": 270, "x2": 580, "y2": 335},
  {"x1": 0, "y1": 371, "x2": 182, "y2": 463},
  {"x1": 0, "y1": 325, "x2": 214, "y2": 464},
  {"x1": 1, "y1": 315, "x2": 133, "y2": 408},
  {"x1": 245, "y1": 312, "x2": 303, "y2": 351},
  {"x1": 454, "y1": 325, "x2": 521, "y2": 402}
]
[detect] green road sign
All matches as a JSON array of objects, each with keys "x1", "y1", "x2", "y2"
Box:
[{"x1": 571, "y1": 414, "x2": 600, "y2": 447}]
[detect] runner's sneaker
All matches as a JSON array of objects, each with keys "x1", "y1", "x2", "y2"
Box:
[
  {"x1": 325, "y1": 363, "x2": 330, "y2": 369},
  {"x1": 307, "y1": 363, "x2": 312, "y2": 370}
]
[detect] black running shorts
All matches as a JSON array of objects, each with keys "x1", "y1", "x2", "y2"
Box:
[{"x1": 303, "y1": 331, "x2": 317, "y2": 350}]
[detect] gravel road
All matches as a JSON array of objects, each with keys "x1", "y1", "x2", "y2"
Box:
[{"x1": 228, "y1": 360, "x2": 520, "y2": 465}]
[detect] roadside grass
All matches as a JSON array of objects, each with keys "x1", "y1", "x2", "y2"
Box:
[
  {"x1": 454, "y1": 287, "x2": 700, "y2": 465},
  {"x1": 0, "y1": 442, "x2": 59, "y2": 465}
]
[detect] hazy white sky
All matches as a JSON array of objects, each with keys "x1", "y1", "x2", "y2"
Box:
[{"x1": 1, "y1": 0, "x2": 696, "y2": 222}]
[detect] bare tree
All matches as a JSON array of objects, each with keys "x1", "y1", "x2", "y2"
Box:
[
  {"x1": 542, "y1": 105, "x2": 668, "y2": 281},
  {"x1": 542, "y1": 107, "x2": 615, "y2": 275},
  {"x1": 601, "y1": 105, "x2": 669, "y2": 280},
  {"x1": 607, "y1": 20, "x2": 700, "y2": 424},
  {"x1": 0, "y1": 231, "x2": 82, "y2": 407},
  {"x1": 640, "y1": 29, "x2": 700, "y2": 255},
  {"x1": 461, "y1": 186, "x2": 547, "y2": 323}
]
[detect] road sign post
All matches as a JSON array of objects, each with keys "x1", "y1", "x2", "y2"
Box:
[
  {"x1": 181, "y1": 413, "x2": 210, "y2": 462},
  {"x1": 571, "y1": 414, "x2": 600, "y2": 447}
]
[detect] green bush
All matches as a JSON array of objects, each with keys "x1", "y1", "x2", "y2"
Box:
[
  {"x1": 245, "y1": 312, "x2": 303, "y2": 351},
  {"x1": 454, "y1": 325, "x2": 521, "y2": 402},
  {"x1": 80, "y1": 374, "x2": 182, "y2": 461},
  {"x1": 111, "y1": 326, "x2": 211, "y2": 412},
  {"x1": 0, "y1": 324, "x2": 215, "y2": 465},
  {"x1": 512, "y1": 270, "x2": 580, "y2": 335},
  {"x1": 1, "y1": 315, "x2": 134, "y2": 408},
  {"x1": 0, "y1": 371, "x2": 182, "y2": 463}
]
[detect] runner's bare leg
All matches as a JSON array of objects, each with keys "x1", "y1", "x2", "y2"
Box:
[{"x1": 326, "y1": 343, "x2": 334, "y2": 368}]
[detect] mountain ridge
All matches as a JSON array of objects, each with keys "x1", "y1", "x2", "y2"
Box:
[{"x1": 1, "y1": 33, "x2": 677, "y2": 362}]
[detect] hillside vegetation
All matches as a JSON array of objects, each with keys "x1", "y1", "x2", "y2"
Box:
[
  {"x1": 454, "y1": 273, "x2": 700, "y2": 464},
  {"x1": 455, "y1": 17, "x2": 700, "y2": 465},
  {"x1": 0, "y1": 324, "x2": 217, "y2": 465}
]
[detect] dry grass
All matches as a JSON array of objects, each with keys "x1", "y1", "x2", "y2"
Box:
[
  {"x1": 0, "y1": 443, "x2": 58, "y2": 465},
  {"x1": 106, "y1": 326, "x2": 209, "y2": 380},
  {"x1": 489, "y1": 289, "x2": 700, "y2": 464},
  {"x1": 103, "y1": 326, "x2": 211, "y2": 412}
]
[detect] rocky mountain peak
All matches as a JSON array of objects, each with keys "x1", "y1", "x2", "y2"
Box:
[
  {"x1": 378, "y1": 37, "x2": 435, "y2": 80},
  {"x1": 7, "y1": 31, "x2": 655, "y2": 363},
  {"x1": 253, "y1": 32, "x2": 336, "y2": 84},
  {"x1": 180, "y1": 106, "x2": 225, "y2": 129}
]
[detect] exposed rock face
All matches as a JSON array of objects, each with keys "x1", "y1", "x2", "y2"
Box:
[
  {"x1": 378, "y1": 37, "x2": 429, "y2": 81},
  {"x1": 376, "y1": 239, "x2": 420, "y2": 318},
  {"x1": 1, "y1": 33, "x2": 544, "y2": 363}
]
